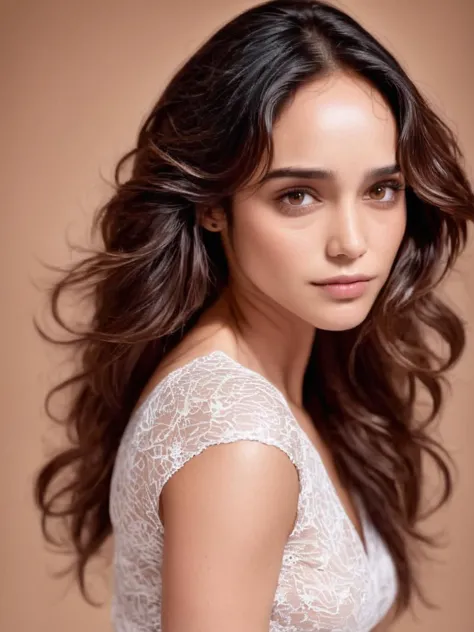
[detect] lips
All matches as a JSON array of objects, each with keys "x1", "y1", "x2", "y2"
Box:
[
  {"x1": 312, "y1": 275, "x2": 374, "y2": 286},
  {"x1": 311, "y1": 276, "x2": 374, "y2": 299}
]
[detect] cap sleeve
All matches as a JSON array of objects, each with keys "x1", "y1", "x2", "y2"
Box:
[{"x1": 115, "y1": 353, "x2": 303, "y2": 526}]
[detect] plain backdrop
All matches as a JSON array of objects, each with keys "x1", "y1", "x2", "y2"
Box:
[{"x1": 2, "y1": 1, "x2": 474, "y2": 630}]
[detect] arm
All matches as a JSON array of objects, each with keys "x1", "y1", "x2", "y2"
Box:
[{"x1": 160, "y1": 440, "x2": 300, "y2": 632}]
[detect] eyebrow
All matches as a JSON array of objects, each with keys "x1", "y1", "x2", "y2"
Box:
[{"x1": 259, "y1": 164, "x2": 401, "y2": 183}]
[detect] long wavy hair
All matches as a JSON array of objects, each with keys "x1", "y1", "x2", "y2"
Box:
[{"x1": 34, "y1": 0, "x2": 474, "y2": 617}]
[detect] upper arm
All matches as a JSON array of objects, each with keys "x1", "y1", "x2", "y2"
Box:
[{"x1": 160, "y1": 440, "x2": 300, "y2": 632}]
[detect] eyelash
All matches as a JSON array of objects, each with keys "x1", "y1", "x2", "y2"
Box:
[{"x1": 276, "y1": 180, "x2": 406, "y2": 215}]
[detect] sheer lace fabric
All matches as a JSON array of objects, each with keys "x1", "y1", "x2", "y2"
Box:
[{"x1": 110, "y1": 351, "x2": 397, "y2": 631}]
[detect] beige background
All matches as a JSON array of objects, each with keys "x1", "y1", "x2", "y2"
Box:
[{"x1": 2, "y1": 1, "x2": 473, "y2": 630}]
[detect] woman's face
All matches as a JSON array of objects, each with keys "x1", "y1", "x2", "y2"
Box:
[{"x1": 215, "y1": 72, "x2": 407, "y2": 332}]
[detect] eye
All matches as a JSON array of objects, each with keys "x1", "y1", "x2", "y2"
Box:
[
  {"x1": 276, "y1": 188, "x2": 319, "y2": 215},
  {"x1": 367, "y1": 180, "x2": 405, "y2": 206}
]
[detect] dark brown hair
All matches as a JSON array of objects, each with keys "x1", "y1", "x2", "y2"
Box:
[{"x1": 34, "y1": 0, "x2": 474, "y2": 617}]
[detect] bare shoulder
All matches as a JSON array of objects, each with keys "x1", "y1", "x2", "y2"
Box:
[
  {"x1": 161, "y1": 440, "x2": 299, "y2": 632},
  {"x1": 161, "y1": 438, "x2": 299, "y2": 531}
]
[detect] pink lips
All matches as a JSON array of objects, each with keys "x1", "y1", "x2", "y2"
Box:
[{"x1": 311, "y1": 275, "x2": 374, "y2": 299}]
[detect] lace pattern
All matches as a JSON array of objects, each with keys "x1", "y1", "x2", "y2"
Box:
[{"x1": 109, "y1": 351, "x2": 397, "y2": 631}]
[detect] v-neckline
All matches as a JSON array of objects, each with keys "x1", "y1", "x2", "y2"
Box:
[
  {"x1": 134, "y1": 348, "x2": 370, "y2": 561},
  {"x1": 210, "y1": 350, "x2": 370, "y2": 561}
]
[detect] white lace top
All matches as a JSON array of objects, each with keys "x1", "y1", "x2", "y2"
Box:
[{"x1": 109, "y1": 350, "x2": 397, "y2": 631}]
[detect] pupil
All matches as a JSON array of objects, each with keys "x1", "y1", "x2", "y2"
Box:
[{"x1": 291, "y1": 192, "x2": 304, "y2": 204}]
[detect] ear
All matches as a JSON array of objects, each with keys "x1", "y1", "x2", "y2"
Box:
[{"x1": 197, "y1": 204, "x2": 226, "y2": 232}]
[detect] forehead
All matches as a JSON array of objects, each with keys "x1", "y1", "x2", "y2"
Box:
[{"x1": 269, "y1": 72, "x2": 398, "y2": 177}]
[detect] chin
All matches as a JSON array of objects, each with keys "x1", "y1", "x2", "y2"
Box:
[
  {"x1": 310, "y1": 304, "x2": 373, "y2": 332},
  {"x1": 318, "y1": 320, "x2": 364, "y2": 332}
]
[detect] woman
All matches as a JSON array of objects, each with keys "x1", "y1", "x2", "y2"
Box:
[{"x1": 34, "y1": 1, "x2": 474, "y2": 631}]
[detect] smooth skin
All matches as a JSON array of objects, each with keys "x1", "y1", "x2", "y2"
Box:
[
  {"x1": 154, "y1": 70, "x2": 406, "y2": 632},
  {"x1": 161, "y1": 442, "x2": 299, "y2": 632}
]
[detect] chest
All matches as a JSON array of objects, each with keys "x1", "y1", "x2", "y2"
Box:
[
  {"x1": 287, "y1": 404, "x2": 367, "y2": 554},
  {"x1": 270, "y1": 415, "x2": 398, "y2": 632}
]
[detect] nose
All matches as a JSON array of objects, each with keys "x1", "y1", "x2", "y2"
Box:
[{"x1": 325, "y1": 205, "x2": 367, "y2": 260}]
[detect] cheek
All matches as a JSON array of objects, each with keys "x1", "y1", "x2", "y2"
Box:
[
  {"x1": 377, "y1": 206, "x2": 407, "y2": 251},
  {"x1": 234, "y1": 208, "x2": 289, "y2": 268},
  {"x1": 248, "y1": 236, "x2": 290, "y2": 275},
  {"x1": 392, "y1": 209, "x2": 408, "y2": 254},
  {"x1": 233, "y1": 215, "x2": 303, "y2": 281},
  {"x1": 377, "y1": 211, "x2": 407, "y2": 278}
]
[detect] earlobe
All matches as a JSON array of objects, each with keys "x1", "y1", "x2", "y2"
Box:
[
  {"x1": 201, "y1": 218, "x2": 223, "y2": 232},
  {"x1": 197, "y1": 204, "x2": 225, "y2": 232}
]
